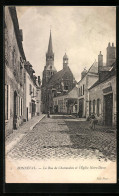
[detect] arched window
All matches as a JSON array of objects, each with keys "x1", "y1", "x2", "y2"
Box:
[
  {"x1": 89, "y1": 101, "x2": 91, "y2": 115},
  {"x1": 93, "y1": 100, "x2": 95, "y2": 114},
  {"x1": 97, "y1": 99, "x2": 100, "y2": 116}
]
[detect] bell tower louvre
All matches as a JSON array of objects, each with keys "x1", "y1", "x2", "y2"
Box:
[{"x1": 42, "y1": 31, "x2": 57, "y2": 86}]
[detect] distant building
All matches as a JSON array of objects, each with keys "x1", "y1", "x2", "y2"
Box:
[
  {"x1": 23, "y1": 61, "x2": 41, "y2": 121},
  {"x1": 41, "y1": 31, "x2": 76, "y2": 114},
  {"x1": 77, "y1": 61, "x2": 99, "y2": 118},
  {"x1": 5, "y1": 7, "x2": 26, "y2": 136},
  {"x1": 53, "y1": 86, "x2": 79, "y2": 114},
  {"x1": 88, "y1": 62, "x2": 116, "y2": 126}
]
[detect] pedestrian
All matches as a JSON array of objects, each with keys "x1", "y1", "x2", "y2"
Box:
[
  {"x1": 90, "y1": 114, "x2": 96, "y2": 130},
  {"x1": 47, "y1": 110, "x2": 50, "y2": 118}
]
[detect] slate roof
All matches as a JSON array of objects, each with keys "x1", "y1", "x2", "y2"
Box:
[
  {"x1": 54, "y1": 86, "x2": 79, "y2": 99},
  {"x1": 78, "y1": 61, "x2": 98, "y2": 84},
  {"x1": 89, "y1": 62, "x2": 116, "y2": 90},
  {"x1": 47, "y1": 66, "x2": 73, "y2": 87},
  {"x1": 9, "y1": 7, "x2": 26, "y2": 60}
]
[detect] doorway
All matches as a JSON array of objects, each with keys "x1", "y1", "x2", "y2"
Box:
[
  {"x1": 13, "y1": 91, "x2": 17, "y2": 129},
  {"x1": 104, "y1": 93, "x2": 113, "y2": 126},
  {"x1": 79, "y1": 98, "x2": 84, "y2": 117}
]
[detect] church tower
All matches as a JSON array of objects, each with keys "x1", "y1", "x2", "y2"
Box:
[
  {"x1": 42, "y1": 31, "x2": 57, "y2": 86},
  {"x1": 63, "y1": 53, "x2": 68, "y2": 69}
]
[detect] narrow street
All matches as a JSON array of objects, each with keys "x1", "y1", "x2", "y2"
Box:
[{"x1": 7, "y1": 115, "x2": 116, "y2": 161}]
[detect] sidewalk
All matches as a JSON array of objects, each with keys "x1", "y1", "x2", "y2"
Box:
[{"x1": 6, "y1": 114, "x2": 45, "y2": 154}]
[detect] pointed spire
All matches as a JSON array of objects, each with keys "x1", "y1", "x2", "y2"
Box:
[{"x1": 47, "y1": 30, "x2": 53, "y2": 55}]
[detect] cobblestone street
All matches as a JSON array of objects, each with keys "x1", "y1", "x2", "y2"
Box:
[{"x1": 7, "y1": 115, "x2": 116, "y2": 161}]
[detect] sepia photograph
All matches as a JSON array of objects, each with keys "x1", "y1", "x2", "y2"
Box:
[{"x1": 5, "y1": 6, "x2": 116, "y2": 183}]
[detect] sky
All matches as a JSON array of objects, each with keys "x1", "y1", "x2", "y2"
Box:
[{"x1": 16, "y1": 6, "x2": 116, "y2": 82}]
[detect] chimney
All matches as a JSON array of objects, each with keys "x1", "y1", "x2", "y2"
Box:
[
  {"x1": 106, "y1": 42, "x2": 116, "y2": 66},
  {"x1": 81, "y1": 68, "x2": 87, "y2": 79},
  {"x1": 98, "y1": 51, "x2": 103, "y2": 71},
  {"x1": 38, "y1": 76, "x2": 41, "y2": 85},
  {"x1": 19, "y1": 29, "x2": 23, "y2": 41}
]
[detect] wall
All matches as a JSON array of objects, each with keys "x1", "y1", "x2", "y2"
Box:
[
  {"x1": 88, "y1": 76, "x2": 116, "y2": 126},
  {"x1": 5, "y1": 7, "x2": 24, "y2": 136},
  {"x1": 24, "y1": 70, "x2": 37, "y2": 121}
]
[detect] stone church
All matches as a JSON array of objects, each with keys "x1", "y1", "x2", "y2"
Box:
[{"x1": 41, "y1": 31, "x2": 76, "y2": 114}]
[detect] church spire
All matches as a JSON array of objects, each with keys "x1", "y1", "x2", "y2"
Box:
[{"x1": 47, "y1": 30, "x2": 53, "y2": 55}]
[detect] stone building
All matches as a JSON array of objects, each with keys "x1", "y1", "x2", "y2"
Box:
[
  {"x1": 88, "y1": 62, "x2": 116, "y2": 126},
  {"x1": 5, "y1": 7, "x2": 26, "y2": 136},
  {"x1": 77, "y1": 61, "x2": 99, "y2": 118},
  {"x1": 53, "y1": 86, "x2": 78, "y2": 114},
  {"x1": 23, "y1": 61, "x2": 41, "y2": 121},
  {"x1": 41, "y1": 31, "x2": 76, "y2": 113}
]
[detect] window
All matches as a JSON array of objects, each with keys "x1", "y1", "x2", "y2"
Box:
[
  {"x1": 5, "y1": 84, "x2": 10, "y2": 120},
  {"x1": 97, "y1": 99, "x2": 100, "y2": 116},
  {"x1": 19, "y1": 97, "x2": 20, "y2": 116},
  {"x1": 83, "y1": 84, "x2": 85, "y2": 95},
  {"x1": 21, "y1": 98, "x2": 22, "y2": 116},
  {"x1": 33, "y1": 88, "x2": 34, "y2": 97},
  {"x1": 24, "y1": 73, "x2": 26, "y2": 83},
  {"x1": 89, "y1": 101, "x2": 91, "y2": 115},
  {"x1": 29, "y1": 84, "x2": 32, "y2": 95},
  {"x1": 79, "y1": 88, "x2": 80, "y2": 96},
  {"x1": 65, "y1": 86, "x2": 68, "y2": 90},
  {"x1": 81, "y1": 86, "x2": 82, "y2": 96},
  {"x1": 93, "y1": 100, "x2": 95, "y2": 114}
]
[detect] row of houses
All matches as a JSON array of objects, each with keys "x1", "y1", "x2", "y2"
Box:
[
  {"x1": 53, "y1": 44, "x2": 116, "y2": 126},
  {"x1": 5, "y1": 7, "x2": 41, "y2": 136}
]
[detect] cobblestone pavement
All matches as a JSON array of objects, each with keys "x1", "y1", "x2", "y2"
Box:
[
  {"x1": 6, "y1": 114, "x2": 45, "y2": 154},
  {"x1": 7, "y1": 115, "x2": 116, "y2": 161}
]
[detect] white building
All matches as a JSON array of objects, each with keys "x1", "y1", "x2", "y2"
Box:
[
  {"x1": 77, "y1": 61, "x2": 99, "y2": 118},
  {"x1": 23, "y1": 61, "x2": 41, "y2": 121}
]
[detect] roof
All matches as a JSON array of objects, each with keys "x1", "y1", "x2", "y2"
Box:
[
  {"x1": 47, "y1": 30, "x2": 53, "y2": 55},
  {"x1": 9, "y1": 7, "x2": 26, "y2": 60},
  {"x1": 99, "y1": 66, "x2": 112, "y2": 71},
  {"x1": 78, "y1": 61, "x2": 98, "y2": 84},
  {"x1": 47, "y1": 66, "x2": 73, "y2": 87},
  {"x1": 89, "y1": 62, "x2": 116, "y2": 90},
  {"x1": 54, "y1": 86, "x2": 78, "y2": 99},
  {"x1": 63, "y1": 53, "x2": 68, "y2": 59}
]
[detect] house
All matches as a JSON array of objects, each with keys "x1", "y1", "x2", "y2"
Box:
[
  {"x1": 77, "y1": 61, "x2": 99, "y2": 118},
  {"x1": 5, "y1": 7, "x2": 26, "y2": 136},
  {"x1": 23, "y1": 61, "x2": 41, "y2": 121},
  {"x1": 53, "y1": 86, "x2": 79, "y2": 114},
  {"x1": 88, "y1": 62, "x2": 116, "y2": 126}
]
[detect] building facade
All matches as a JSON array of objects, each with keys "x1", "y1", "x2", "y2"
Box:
[
  {"x1": 53, "y1": 86, "x2": 78, "y2": 114},
  {"x1": 88, "y1": 63, "x2": 116, "y2": 126},
  {"x1": 77, "y1": 61, "x2": 99, "y2": 118},
  {"x1": 41, "y1": 32, "x2": 76, "y2": 114},
  {"x1": 23, "y1": 61, "x2": 41, "y2": 121},
  {"x1": 5, "y1": 7, "x2": 26, "y2": 136}
]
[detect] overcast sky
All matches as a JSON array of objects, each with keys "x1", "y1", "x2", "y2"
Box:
[{"x1": 16, "y1": 6, "x2": 116, "y2": 81}]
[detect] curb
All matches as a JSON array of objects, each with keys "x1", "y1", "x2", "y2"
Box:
[
  {"x1": 30, "y1": 114, "x2": 46, "y2": 131},
  {"x1": 6, "y1": 114, "x2": 46, "y2": 155}
]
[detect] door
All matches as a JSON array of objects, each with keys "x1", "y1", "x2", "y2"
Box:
[
  {"x1": 79, "y1": 98, "x2": 84, "y2": 117},
  {"x1": 104, "y1": 93, "x2": 113, "y2": 126},
  {"x1": 27, "y1": 107, "x2": 28, "y2": 121},
  {"x1": 13, "y1": 91, "x2": 17, "y2": 129}
]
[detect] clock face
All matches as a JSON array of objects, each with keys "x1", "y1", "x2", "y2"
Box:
[{"x1": 65, "y1": 60, "x2": 67, "y2": 63}]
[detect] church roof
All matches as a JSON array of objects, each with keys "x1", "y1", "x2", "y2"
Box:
[
  {"x1": 47, "y1": 31, "x2": 53, "y2": 55},
  {"x1": 47, "y1": 66, "x2": 73, "y2": 87}
]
